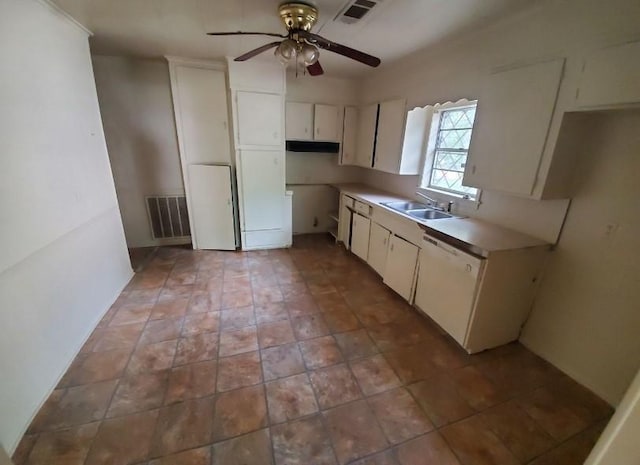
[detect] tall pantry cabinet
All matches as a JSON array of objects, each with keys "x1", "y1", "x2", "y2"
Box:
[
  {"x1": 167, "y1": 58, "x2": 237, "y2": 250},
  {"x1": 227, "y1": 59, "x2": 292, "y2": 250}
]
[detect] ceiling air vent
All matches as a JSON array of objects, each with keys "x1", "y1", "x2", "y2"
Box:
[{"x1": 336, "y1": 0, "x2": 380, "y2": 24}]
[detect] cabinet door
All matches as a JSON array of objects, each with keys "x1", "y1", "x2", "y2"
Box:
[
  {"x1": 351, "y1": 213, "x2": 371, "y2": 261},
  {"x1": 174, "y1": 66, "x2": 231, "y2": 164},
  {"x1": 339, "y1": 203, "x2": 352, "y2": 249},
  {"x1": 577, "y1": 40, "x2": 640, "y2": 108},
  {"x1": 285, "y1": 102, "x2": 313, "y2": 140},
  {"x1": 368, "y1": 223, "x2": 391, "y2": 275},
  {"x1": 464, "y1": 59, "x2": 564, "y2": 196},
  {"x1": 237, "y1": 91, "x2": 283, "y2": 147},
  {"x1": 314, "y1": 104, "x2": 340, "y2": 142},
  {"x1": 239, "y1": 149, "x2": 285, "y2": 231},
  {"x1": 341, "y1": 106, "x2": 358, "y2": 165},
  {"x1": 373, "y1": 99, "x2": 407, "y2": 173},
  {"x1": 355, "y1": 104, "x2": 378, "y2": 168},
  {"x1": 383, "y1": 235, "x2": 419, "y2": 301},
  {"x1": 187, "y1": 165, "x2": 235, "y2": 250}
]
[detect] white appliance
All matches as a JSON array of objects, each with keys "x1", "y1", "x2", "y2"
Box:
[
  {"x1": 415, "y1": 234, "x2": 484, "y2": 346},
  {"x1": 186, "y1": 164, "x2": 236, "y2": 250}
]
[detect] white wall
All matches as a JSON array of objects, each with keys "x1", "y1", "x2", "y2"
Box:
[
  {"x1": 586, "y1": 367, "x2": 640, "y2": 464},
  {"x1": 521, "y1": 111, "x2": 640, "y2": 405},
  {"x1": 0, "y1": 0, "x2": 132, "y2": 453},
  {"x1": 92, "y1": 56, "x2": 185, "y2": 248},
  {"x1": 285, "y1": 72, "x2": 365, "y2": 233},
  {"x1": 357, "y1": 0, "x2": 640, "y2": 404}
]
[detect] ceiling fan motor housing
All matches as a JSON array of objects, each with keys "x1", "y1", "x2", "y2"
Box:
[{"x1": 279, "y1": 2, "x2": 318, "y2": 31}]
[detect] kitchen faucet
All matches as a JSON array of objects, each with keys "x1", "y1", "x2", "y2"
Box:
[{"x1": 416, "y1": 191, "x2": 454, "y2": 213}]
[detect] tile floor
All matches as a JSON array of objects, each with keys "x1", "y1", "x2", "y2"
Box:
[{"x1": 13, "y1": 234, "x2": 613, "y2": 465}]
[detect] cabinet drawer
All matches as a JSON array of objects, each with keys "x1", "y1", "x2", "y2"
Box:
[
  {"x1": 342, "y1": 195, "x2": 355, "y2": 209},
  {"x1": 354, "y1": 200, "x2": 371, "y2": 216}
]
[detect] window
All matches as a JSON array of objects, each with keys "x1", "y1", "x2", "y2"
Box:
[{"x1": 420, "y1": 103, "x2": 478, "y2": 199}]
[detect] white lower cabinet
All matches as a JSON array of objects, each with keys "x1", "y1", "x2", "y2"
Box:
[
  {"x1": 351, "y1": 213, "x2": 371, "y2": 261},
  {"x1": 338, "y1": 195, "x2": 354, "y2": 249},
  {"x1": 367, "y1": 223, "x2": 391, "y2": 275},
  {"x1": 383, "y1": 235, "x2": 419, "y2": 301},
  {"x1": 415, "y1": 234, "x2": 549, "y2": 353},
  {"x1": 415, "y1": 239, "x2": 483, "y2": 346}
]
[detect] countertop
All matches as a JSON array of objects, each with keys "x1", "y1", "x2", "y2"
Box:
[{"x1": 332, "y1": 183, "x2": 550, "y2": 256}]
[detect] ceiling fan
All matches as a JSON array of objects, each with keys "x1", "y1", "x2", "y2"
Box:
[{"x1": 206, "y1": 2, "x2": 381, "y2": 76}]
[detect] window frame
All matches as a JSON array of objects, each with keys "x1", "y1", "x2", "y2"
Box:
[{"x1": 418, "y1": 99, "x2": 481, "y2": 207}]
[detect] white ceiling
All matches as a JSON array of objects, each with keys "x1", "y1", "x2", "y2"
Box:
[{"x1": 53, "y1": 0, "x2": 538, "y2": 77}]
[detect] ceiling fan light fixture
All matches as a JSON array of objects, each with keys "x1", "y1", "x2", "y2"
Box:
[
  {"x1": 275, "y1": 38, "x2": 298, "y2": 64},
  {"x1": 300, "y1": 42, "x2": 320, "y2": 66}
]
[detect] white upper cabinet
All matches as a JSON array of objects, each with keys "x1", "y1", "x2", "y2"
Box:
[
  {"x1": 341, "y1": 106, "x2": 358, "y2": 165},
  {"x1": 173, "y1": 66, "x2": 231, "y2": 165},
  {"x1": 576, "y1": 40, "x2": 640, "y2": 109},
  {"x1": 356, "y1": 103, "x2": 378, "y2": 168},
  {"x1": 348, "y1": 99, "x2": 425, "y2": 175},
  {"x1": 397, "y1": 106, "x2": 430, "y2": 175},
  {"x1": 228, "y1": 60, "x2": 285, "y2": 93},
  {"x1": 463, "y1": 59, "x2": 564, "y2": 197},
  {"x1": 285, "y1": 102, "x2": 313, "y2": 140},
  {"x1": 314, "y1": 104, "x2": 340, "y2": 142},
  {"x1": 373, "y1": 99, "x2": 408, "y2": 173},
  {"x1": 237, "y1": 91, "x2": 283, "y2": 147}
]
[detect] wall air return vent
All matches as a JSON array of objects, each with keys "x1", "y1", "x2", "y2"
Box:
[
  {"x1": 146, "y1": 195, "x2": 191, "y2": 240},
  {"x1": 336, "y1": 0, "x2": 381, "y2": 24}
]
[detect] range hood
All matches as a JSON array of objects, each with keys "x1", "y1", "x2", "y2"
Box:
[{"x1": 286, "y1": 140, "x2": 340, "y2": 153}]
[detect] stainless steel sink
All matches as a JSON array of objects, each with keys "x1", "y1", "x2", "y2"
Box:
[
  {"x1": 382, "y1": 201, "x2": 453, "y2": 220},
  {"x1": 407, "y1": 209, "x2": 453, "y2": 220},
  {"x1": 382, "y1": 201, "x2": 428, "y2": 212}
]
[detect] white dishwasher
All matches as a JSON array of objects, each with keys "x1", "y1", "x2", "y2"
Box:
[{"x1": 415, "y1": 234, "x2": 485, "y2": 346}]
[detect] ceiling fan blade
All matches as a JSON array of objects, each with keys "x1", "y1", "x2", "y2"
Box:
[
  {"x1": 207, "y1": 31, "x2": 288, "y2": 38},
  {"x1": 234, "y1": 41, "x2": 282, "y2": 61},
  {"x1": 298, "y1": 31, "x2": 381, "y2": 67},
  {"x1": 307, "y1": 61, "x2": 324, "y2": 76}
]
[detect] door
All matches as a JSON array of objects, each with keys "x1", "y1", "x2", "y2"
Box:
[
  {"x1": 314, "y1": 104, "x2": 340, "y2": 142},
  {"x1": 239, "y1": 150, "x2": 285, "y2": 231},
  {"x1": 373, "y1": 99, "x2": 407, "y2": 173},
  {"x1": 351, "y1": 213, "x2": 371, "y2": 261},
  {"x1": 383, "y1": 235, "x2": 419, "y2": 301},
  {"x1": 339, "y1": 203, "x2": 352, "y2": 249},
  {"x1": 174, "y1": 66, "x2": 231, "y2": 164},
  {"x1": 286, "y1": 102, "x2": 313, "y2": 140},
  {"x1": 415, "y1": 237, "x2": 482, "y2": 345},
  {"x1": 237, "y1": 91, "x2": 283, "y2": 147},
  {"x1": 355, "y1": 103, "x2": 378, "y2": 168},
  {"x1": 463, "y1": 59, "x2": 564, "y2": 196},
  {"x1": 368, "y1": 222, "x2": 391, "y2": 275},
  {"x1": 186, "y1": 165, "x2": 236, "y2": 250},
  {"x1": 341, "y1": 106, "x2": 358, "y2": 165}
]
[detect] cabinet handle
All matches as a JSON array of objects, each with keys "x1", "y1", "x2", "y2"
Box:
[
  {"x1": 305, "y1": 128, "x2": 308, "y2": 134},
  {"x1": 390, "y1": 244, "x2": 394, "y2": 251},
  {"x1": 472, "y1": 165, "x2": 477, "y2": 174}
]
